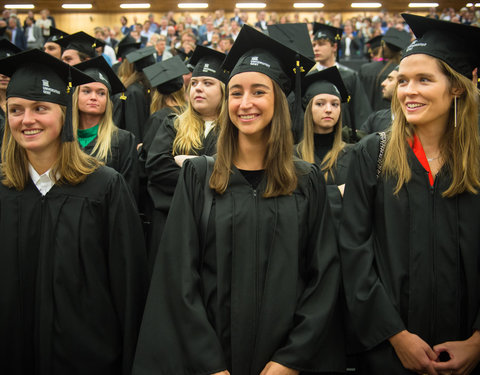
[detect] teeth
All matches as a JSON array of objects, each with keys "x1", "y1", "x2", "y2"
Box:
[
  {"x1": 240, "y1": 115, "x2": 256, "y2": 119},
  {"x1": 407, "y1": 103, "x2": 423, "y2": 109},
  {"x1": 24, "y1": 130, "x2": 42, "y2": 135}
]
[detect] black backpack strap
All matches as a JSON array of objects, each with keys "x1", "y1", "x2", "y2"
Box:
[{"x1": 376, "y1": 131, "x2": 387, "y2": 179}]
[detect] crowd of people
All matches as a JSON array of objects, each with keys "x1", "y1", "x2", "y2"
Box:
[{"x1": 0, "y1": 5, "x2": 480, "y2": 375}]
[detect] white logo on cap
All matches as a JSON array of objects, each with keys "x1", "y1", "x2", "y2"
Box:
[
  {"x1": 98, "y1": 72, "x2": 108, "y2": 84},
  {"x1": 250, "y1": 56, "x2": 270, "y2": 68},
  {"x1": 42, "y1": 79, "x2": 61, "y2": 96},
  {"x1": 406, "y1": 39, "x2": 427, "y2": 52},
  {"x1": 202, "y1": 63, "x2": 217, "y2": 74}
]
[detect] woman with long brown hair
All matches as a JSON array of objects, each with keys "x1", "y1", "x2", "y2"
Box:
[
  {"x1": 0, "y1": 49, "x2": 147, "y2": 374},
  {"x1": 134, "y1": 25, "x2": 345, "y2": 375},
  {"x1": 340, "y1": 14, "x2": 480, "y2": 374}
]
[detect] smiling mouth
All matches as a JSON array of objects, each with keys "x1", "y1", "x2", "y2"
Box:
[
  {"x1": 23, "y1": 129, "x2": 42, "y2": 135},
  {"x1": 406, "y1": 103, "x2": 424, "y2": 109},
  {"x1": 239, "y1": 114, "x2": 259, "y2": 120}
]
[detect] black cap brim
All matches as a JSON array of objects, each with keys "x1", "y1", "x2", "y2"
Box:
[
  {"x1": 303, "y1": 66, "x2": 349, "y2": 108},
  {"x1": 143, "y1": 55, "x2": 189, "y2": 89},
  {"x1": 189, "y1": 45, "x2": 228, "y2": 83},
  {"x1": 74, "y1": 56, "x2": 126, "y2": 95},
  {"x1": 55, "y1": 31, "x2": 105, "y2": 58}
]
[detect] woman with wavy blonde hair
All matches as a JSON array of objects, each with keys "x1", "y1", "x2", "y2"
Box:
[
  {"x1": 73, "y1": 56, "x2": 139, "y2": 201},
  {"x1": 340, "y1": 14, "x2": 480, "y2": 374},
  {"x1": 0, "y1": 49, "x2": 147, "y2": 374},
  {"x1": 144, "y1": 45, "x2": 227, "y2": 265},
  {"x1": 134, "y1": 25, "x2": 345, "y2": 375}
]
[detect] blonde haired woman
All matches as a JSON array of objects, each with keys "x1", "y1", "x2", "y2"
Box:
[
  {"x1": 145, "y1": 46, "x2": 227, "y2": 264},
  {"x1": 340, "y1": 15, "x2": 480, "y2": 374},
  {"x1": 296, "y1": 66, "x2": 353, "y2": 223},
  {"x1": 74, "y1": 56, "x2": 139, "y2": 201},
  {"x1": 0, "y1": 49, "x2": 147, "y2": 374},
  {"x1": 134, "y1": 25, "x2": 345, "y2": 375}
]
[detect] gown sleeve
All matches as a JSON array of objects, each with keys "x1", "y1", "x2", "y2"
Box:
[
  {"x1": 133, "y1": 158, "x2": 227, "y2": 375},
  {"x1": 338, "y1": 135, "x2": 406, "y2": 352},
  {"x1": 105, "y1": 171, "x2": 149, "y2": 374},
  {"x1": 145, "y1": 116, "x2": 181, "y2": 201},
  {"x1": 271, "y1": 164, "x2": 346, "y2": 371},
  {"x1": 115, "y1": 129, "x2": 140, "y2": 204}
]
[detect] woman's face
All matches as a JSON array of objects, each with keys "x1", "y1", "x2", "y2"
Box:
[
  {"x1": 228, "y1": 71, "x2": 274, "y2": 139},
  {"x1": 311, "y1": 93, "x2": 341, "y2": 134},
  {"x1": 397, "y1": 54, "x2": 454, "y2": 129},
  {"x1": 8, "y1": 97, "x2": 63, "y2": 156},
  {"x1": 77, "y1": 82, "x2": 108, "y2": 118},
  {"x1": 189, "y1": 76, "x2": 222, "y2": 121}
]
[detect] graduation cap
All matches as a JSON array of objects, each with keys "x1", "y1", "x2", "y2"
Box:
[
  {"x1": 302, "y1": 66, "x2": 349, "y2": 109},
  {"x1": 126, "y1": 46, "x2": 156, "y2": 71},
  {"x1": 366, "y1": 35, "x2": 382, "y2": 52},
  {"x1": 189, "y1": 45, "x2": 228, "y2": 83},
  {"x1": 266, "y1": 23, "x2": 315, "y2": 61},
  {"x1": 74, "y1": 56, "x2": 126, "y2": 95},
  {"x1": 45, "y1": 27, "x2": 69, "y2": 44},
  {"x1": 143, "y1": 55, "x2": 189, "y2": 94},
  {"x1": 402, "y1": 13, "x2": 480, "y2": 79},
  {"x1": 0, "y1": 49, "x2": 94, "y2": 142},
  {"x1": 382, "y1": 28, "x2": 411, "y2": 51},
  {"x1": 55, "y1": 31, "x2": 105, "y2": 58},
  {"x1": 116, "y1": 34, "x2": 141, "y2": 60},
  {"x1": 0, "y1": 26, "x2": 8, "y2": 40},
  {"x1": 0, "y1": 38, "x2": 22, "y2": 59},
  {"x1": 174, "y1": 47, "x2": 193, "y2": 63},
  {"x1": 312, "y1": 22, "x2": 343, "y2": 43}
]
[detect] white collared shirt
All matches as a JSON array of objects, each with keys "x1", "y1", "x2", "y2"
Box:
[
  {"x1": 28, "y1": 163, "x2": 58, "y2": 196},
  {"x1": 204, "y1": 120, "x2": 215, "y2": 137}
]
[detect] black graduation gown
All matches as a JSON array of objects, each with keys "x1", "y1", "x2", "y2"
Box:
[
  {"x1": 0, "y1": 106, "x2": 5, "y2": 132},
  {"x1": 359, "y1": 108, "x2": 392, "y2": 134},
  {"x1": 358, "y1": 61, "x2": 394, "y2": 111},
  {"x1": 80, "y1": 128, "x2": 139, "y2": 203},
  {"x1": 113, "y1": 82, "x2": 150, "y2": 144},
  {"x1": 0, "y1": 166, "x2": 149, "y2": 375},
  {"x1": 133, "y1": 157, "x2": 346, "y2": 375},
  {"x1": 145, "y1": 116, "x2": 218, "y2": 267},
  {"x1": 339, "y1": 134, "x2": 480, "y2": 374}
]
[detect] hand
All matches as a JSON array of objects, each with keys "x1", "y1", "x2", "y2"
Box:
[
  {"x1": 432, "y1": 331, "x2": 480, "y2": 375},
  {"x1": 389, "y1": 330, "x2": 439, "y2": 374},
  {"x1": 174, "y1": 154, "x2": 197, "y2": 167},
  {"x1": 338, "y1": 184, "x2": 345, "y2": 197},
  {"x1": 259, "y1": 361, "x2": 299, "y2": 375}
]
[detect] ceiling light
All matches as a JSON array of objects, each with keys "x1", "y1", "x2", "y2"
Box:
[
  {"x1": 351, "y1": 2, "x2": 382, "y2": 7},
  {"x1": 408, "y1": 2, "x2": 439, "y2": 7},
  {"x1": 293, "y1": 3, "x2": 325, "y2": 8},
  {"x1": 178, "y1": 3, "x2": 209, "y2": 8},
  {"x1": 4, "y1": 4, "x2": 34, "y2": 9},
  {"x1": 62, "y1": 4, "x2": 93, "y2": 9},
  {"x1": 120, "y1": 3, "x2": 151, "y2": 8},
  {"x1": 236, "y1": 3, "x2": 266, "y2": 8}
]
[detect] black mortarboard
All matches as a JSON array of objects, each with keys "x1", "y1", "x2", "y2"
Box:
[
  {"x1": 312, "y1": 22, "x2": 343, "y2": 44},
  {"x1": 0, "y1": 39, "x2": 22, "y2": 59},
  {"x1": 302, "y1": 66, "x2": 349, "y2": 109},
  {"x1": 402, "y1": 13, "x2": 480, "y2": 79},
  {"x1": 382, "y1": 27, "x2": 411, "y2": 51},
  {"x1": 45, "y1": 27, "x2": 69, "y2": 44},
  {"x1": 0, "y1": 26, "x2": 8, "y2": 40},
  {"x1": 116, "y1": 34, "x2": 141, "y2": 60},
  {"x1": 74, "y1": 56, "x2": 126, "y2": 95},
  {"x1": 55, "y1": 31, "x2": 105, "y2": 58},
  {"x1": 0, "y1": 49, "x2": 94, "y2": 142},
  {"x1": 222, "y1": 24, "x2": 315, "y2": 95},
  {"x1": 267, "y1": 23, "x2": 315, "y2": 61},
  {"x1": 126, "y1": 46, "x2": 156, "y2": 71},
  {"x1": 143, "y1": 56, "x2": 189, "y2": 94},
  {"x1": 174, "y1": 47, "x2": 194, "y2": 71},
  {"x1": 189, "y1": 45, "x2": 228, "y2": 83},
  {"x1": 366, "y1": 35, "x2": 383, "y2": 51}
]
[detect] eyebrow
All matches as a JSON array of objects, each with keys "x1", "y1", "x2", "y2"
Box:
[
  {"x1": 229, "y1": 83, "x2": 271, "y2": 90},
  {"x1": 397, "y1": 72, "x2": 436, "y2": 80}
]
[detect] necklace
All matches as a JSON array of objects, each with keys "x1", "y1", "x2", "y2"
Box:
[{"x1": 427, "y1": 155, "x2": 441, "y2": 162}]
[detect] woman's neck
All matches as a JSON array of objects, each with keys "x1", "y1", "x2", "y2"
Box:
[
  {"x1": 415, "y1": 121, "x2": 447, "y2": 157},
  {"x1": 234, "y1": 133, "x2": 267, "y2": 170},
  {"x1": 26, "y1": 144, "x2": 60, "y2": 175},
  {"x1": 79, "y1": 112, "x2": 102, "y2": 130}
]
